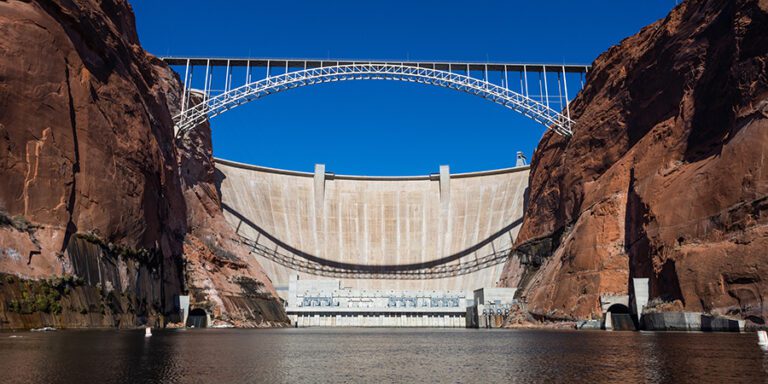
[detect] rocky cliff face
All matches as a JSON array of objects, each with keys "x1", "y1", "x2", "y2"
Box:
[
  {"x1": 0, "y1": 0, "x2": 286, "y2": 328},
  {"x1": 174, "y1": 95, "x2": 288, "y2": 327},
  {"x1": 501, "y1": 0, "x2": 768, "y2": 326}
]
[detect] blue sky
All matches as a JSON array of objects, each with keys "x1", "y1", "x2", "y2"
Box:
[{"x1": 132, "y1": 1, "x2": 675, "y2": 175}]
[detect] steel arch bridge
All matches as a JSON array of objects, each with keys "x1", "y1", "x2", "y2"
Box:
[{"x1": 163, "y1": 57, "x2": 590, "y2": 137}]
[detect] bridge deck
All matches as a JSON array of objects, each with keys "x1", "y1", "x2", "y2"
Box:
[{"x1": 161, "y1": 56, "x2": 590, "y2": 73}]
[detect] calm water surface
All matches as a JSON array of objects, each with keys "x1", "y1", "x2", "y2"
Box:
[{"x1": 1, "y1": 328, "x2": 766, "y2": 383}]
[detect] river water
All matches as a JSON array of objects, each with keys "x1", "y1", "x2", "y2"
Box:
[{"x1": 1, "y1": 328, "x2": 766, "y2": 383}]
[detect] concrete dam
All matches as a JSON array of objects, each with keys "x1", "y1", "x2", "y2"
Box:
[{"x1": 216, "y1": 158, "x2": 528, "y2": 326}]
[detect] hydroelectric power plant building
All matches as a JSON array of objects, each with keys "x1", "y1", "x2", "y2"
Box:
[
  {"x1": 215, "y1": 156, "x2": 528, "y2": 327},
  {"x1": 287, "y1": 276, "x2": 469, "y2": 327}
]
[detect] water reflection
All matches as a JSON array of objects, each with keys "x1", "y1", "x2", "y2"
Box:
[{"x1": 0, "y1": 329, "x2": 765, "y2": 383}]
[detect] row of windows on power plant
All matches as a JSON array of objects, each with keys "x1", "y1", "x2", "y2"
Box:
[{"x1": 299, "y1": 296, "x2": 462, "y2": 308}]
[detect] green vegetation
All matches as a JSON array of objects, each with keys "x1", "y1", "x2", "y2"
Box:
[
  {"x1": 8, "y1": 300, "x2": 21, "y2": 313},
  {"x1": 3, "y1": 274, "x2": 84, "y2": 315}
]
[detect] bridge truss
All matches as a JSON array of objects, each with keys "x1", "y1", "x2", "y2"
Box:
[{"x1": 163, "y1": 57, "x2": 590, "y2": 136}]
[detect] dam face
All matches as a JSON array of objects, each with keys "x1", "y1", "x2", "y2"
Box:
[{"x1": 216, "y1": 159, "x2": 529, "y2": 299}]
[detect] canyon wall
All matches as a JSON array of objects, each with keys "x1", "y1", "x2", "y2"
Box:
[
  {"x1": 175, "y1": 100, "x2": 288, "y2": 327},
  {"x1": 501, "y1": 0, "x2": 768, "y2": 326},
  {"x1": 0, "y1": 0, "x2": 286, "y2": 328}
]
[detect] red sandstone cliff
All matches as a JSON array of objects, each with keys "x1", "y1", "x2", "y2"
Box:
[
  {"x1": 174, "y1": 94, "x2": 288, "y2": 327},
  {"x1": 0, "y1": 0, "x2": 286, "y2": 328},
  {"x1": 500, "y1": 0, "x2": 768, "y2": 326}
]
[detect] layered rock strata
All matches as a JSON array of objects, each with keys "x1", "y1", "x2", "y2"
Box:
[{"x1": 0, "y1": 0, "x2": 286, "y2": 328}]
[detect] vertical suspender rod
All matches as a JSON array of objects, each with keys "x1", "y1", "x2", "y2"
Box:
[
  {"x1": 203, "y1": 59, "x2": 210, "y2": 102},
  {"x1": 538, "y1": 70, "x2": 544, "y2": 105},
  {"x1": 523, "y1": 65, "x2": 529, "y2": 99},
  {"x1": 557, "y1": 70, "x2": 563, "y2": 112},
  {"x1": 503, "y1": 65, "x2": 508, "y2": 90},
  {"x1": 542, "y1": 65, "x2": 549, "y2": 110},
  {"x1": 562, "y1": 66, "x2": 570, "y2": 120},
  {"x1": 180, "y1": 58, "x2": 190, "y2": 116},
  {"x1": 224, "y1": 60, "x2": 231, "y2": 93}
]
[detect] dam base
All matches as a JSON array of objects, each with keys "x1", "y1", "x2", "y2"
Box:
[
  {"x1": 292, "y1": 313, "x2": 467, "y2": 328},
  {"x1": 287, "y1": 275, "x2": 518, "y2": 327},
  {"x1": 287, "y1": 275, "x2": 469, "y2": 327}
]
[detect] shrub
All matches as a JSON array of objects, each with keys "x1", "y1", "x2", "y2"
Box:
[
  {"x1": 11, "y1": 215, "x2": 32, "y2": 233},
  {"x1": 34, "y1": 296, "x2": 50, "y2": 313},
  {"x1": 0, "y1": 209, "x2": 35, "y2": 234},
  {"x1": 8, "y1": 300, "x2": 21, "y2": 313},
  {"x1": 5, "y1": 275, "x2": 83, "y2": 315},
  {"x1": 0, "y1": 209, "x2": 11, "y2": 227}
]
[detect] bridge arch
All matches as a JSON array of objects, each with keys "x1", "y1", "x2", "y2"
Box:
[{"x1": 172, "y1": 62, "x2": 578, "y2": 136}]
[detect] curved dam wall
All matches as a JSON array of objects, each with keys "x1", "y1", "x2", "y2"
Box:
[{"x1": 216, "y1": 159, "x2": 529, "y2": 296}]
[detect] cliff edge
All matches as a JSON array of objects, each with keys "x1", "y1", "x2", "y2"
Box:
[
  {"x1": 0, "y1": 0, "x2": 287, "y2": 328},
  {"x1": 500, "y1": 0, "x2": 768, "y2": 326}
]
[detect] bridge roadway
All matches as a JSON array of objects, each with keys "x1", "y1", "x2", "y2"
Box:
[
  {"x1": 216, "y1": 158, "x2": 529, "y2": 295},
  {"x1": 161, "y1": 56, "x2": 590, "y2": 76}
]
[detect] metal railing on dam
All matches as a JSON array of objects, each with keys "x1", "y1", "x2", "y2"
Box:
[
  {"x1": 216, "y1": 158, "x2": 530, "y2": 293},
  {"x1": 227, "y1": 203, "x2": 520, "y2": 279}
]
